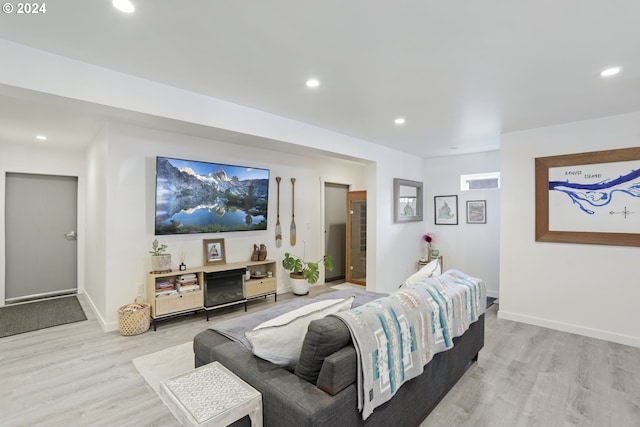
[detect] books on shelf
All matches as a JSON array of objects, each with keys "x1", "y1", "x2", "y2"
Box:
[
  {"x1": 155, "y1": 277, "x2": 174, "y2": 289},
  {"x1": 154, "y1": 273, "x2": 200, "y2": 297},
  {"x1": 153, "y1": 272, "x2": 201, "y2": 298},
  {"x1": 178, "y1": 274, "x2": 198, "y2": 287},
  {"x1": 179, "y1": 284, "x2": 200, "y2": 293},
  {"x1": 177, "y1": 273, "x2": 197, "y2": 284}
]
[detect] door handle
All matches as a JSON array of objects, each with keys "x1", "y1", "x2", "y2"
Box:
[{"x1": 65, "y1": 231, "x2": 77, "y2": 240}]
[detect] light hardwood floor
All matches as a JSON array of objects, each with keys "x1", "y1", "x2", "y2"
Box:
[{"x1": 1, "y1": 288, "x2": 639, "y2": 427}]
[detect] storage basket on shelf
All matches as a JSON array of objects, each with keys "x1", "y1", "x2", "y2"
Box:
[{"x1": 118, "y1": 297, "x2": 150, "y2": 336}]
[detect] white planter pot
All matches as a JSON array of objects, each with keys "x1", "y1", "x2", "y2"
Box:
[
  {"x1": 151, "y1": 254, "x2": 172, "y2": 273},
  {"x1": 290, "y1": 274, "x2": 309, "y2": 295}
]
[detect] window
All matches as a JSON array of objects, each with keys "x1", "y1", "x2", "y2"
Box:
[{"x1": 460, "y1": 172, "x2": 500, "y2": 191}]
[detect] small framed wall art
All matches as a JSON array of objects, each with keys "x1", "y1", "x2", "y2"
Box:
[
  {"x1": 434, "y1": 195, "x2": 458, "y2": 225},
  {"x1": 466, "y1": 200, "x2": 486, "y2": 224},
  {"x1": 203, "y1": 238, "x2": 226, "y2": 265}
]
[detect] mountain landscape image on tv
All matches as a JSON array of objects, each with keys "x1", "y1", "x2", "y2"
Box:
[{"x1": 155, "y1": 157, "x2": 269, "y2": 234}]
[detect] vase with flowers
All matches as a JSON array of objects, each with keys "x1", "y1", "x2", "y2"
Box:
[{"x1": 422, "y1": 233, "x2": 433, "y2": 261}]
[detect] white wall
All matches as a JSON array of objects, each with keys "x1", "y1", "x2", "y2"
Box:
[
  {"x1": 500, "y1": 111, "x2": 640, "y2": 348},
  {"x1": 0, "y1": 142, "x2": 87, "y2": 305},
  {"x1": 84, "y1": 127, "x2": 109, "y2": 322},
  {"x1": 424, "y1": 151, "x2": 501, "y2": 297},
  {"x1": 371, "y1": 153, "x2": 430, "y2": 291}
]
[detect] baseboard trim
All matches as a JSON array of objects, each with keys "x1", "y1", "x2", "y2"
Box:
[
  {"x1": 498, "y1": 310, "x2": 640, "y2": 348},
  {"x1": 82, "y1": 291, "x2": 118, "y2": 332}
]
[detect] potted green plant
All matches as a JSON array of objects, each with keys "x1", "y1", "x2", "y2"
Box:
[
  {"x1": 282, "y1": 251, "x2": 333, "y2": 295},
  {"x1": 149, "y1": 239, "x2": 171, "y2": 273}
]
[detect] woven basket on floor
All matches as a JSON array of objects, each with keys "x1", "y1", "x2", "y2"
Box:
[{"x1": 118, "y1": 297, "x2": 150, "y2": 336}]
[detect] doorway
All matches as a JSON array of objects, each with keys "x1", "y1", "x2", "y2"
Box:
[
  {"x1": 346, "y1": 191, "x2": 366, "y2": 285},
  {"x1": 5, "y1": 173, "x2": 78, "y2": 303},
  {"x1": 324, "y1": 183, "x2": 348, "y2": 282}
]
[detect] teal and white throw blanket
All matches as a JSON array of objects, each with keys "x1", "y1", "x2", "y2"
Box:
[{"x1": 331, "y1": 269, "x2": 486, "y2": 420}]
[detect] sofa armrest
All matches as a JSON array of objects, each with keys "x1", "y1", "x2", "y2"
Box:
[
  {"x1": 316, "y1": 345, "x2": 357, "y2": 396},
  {"x1": 193, "y1": 329, "x2": 232, "y2": 367},
  {"x1": 194, "y1": 330, "x2": 360, "y2": 427}
]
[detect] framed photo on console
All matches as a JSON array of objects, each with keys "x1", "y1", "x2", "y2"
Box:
[{"x1": 203, "y1": 238, "x2": 226, "y2": 265}]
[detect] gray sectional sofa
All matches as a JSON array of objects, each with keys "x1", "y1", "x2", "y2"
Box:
[{"x1": 193, "y1": 289, "x2": 485, "y2": 427}]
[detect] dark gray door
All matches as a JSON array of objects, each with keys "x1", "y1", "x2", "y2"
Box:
[{"x1": 5, "y1": 173, "x2": 78, "y2": 302}]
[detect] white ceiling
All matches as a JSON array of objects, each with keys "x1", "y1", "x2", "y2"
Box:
[{"x1": 1, "y1": 0, "x2": 639, "y2": 157}]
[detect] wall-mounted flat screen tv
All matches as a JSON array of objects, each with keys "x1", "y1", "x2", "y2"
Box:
[{"x1": 155, "y1": 156, "x2": 269, "y2": 235}]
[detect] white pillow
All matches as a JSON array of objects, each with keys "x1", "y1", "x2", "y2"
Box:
[
  {"x1": 400, "y1": 259, "x2": 441, "y2": 288},
  {"x1": 245, "y1": 296, "x2": 355, "y2": 367}
]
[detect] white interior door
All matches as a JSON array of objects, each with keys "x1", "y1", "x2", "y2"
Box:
[{"x1": 5, "y1": 173, "x2": 78, "y2": 302}]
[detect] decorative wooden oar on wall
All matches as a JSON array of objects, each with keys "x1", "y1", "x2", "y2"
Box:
[
  {"x1": 290, "y1": 177, "x2": 296, "y2": 246},
  {"x1": 275, "y1": 177, "x2": 282, "y2": 248}
]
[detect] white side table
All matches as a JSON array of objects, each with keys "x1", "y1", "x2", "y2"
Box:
[
  {"x1": 427, "y1": 254, "x2": 444, "y2": 271},
  {"x1": 160, "y1": 361, "x2": 263, "y2": 427}
]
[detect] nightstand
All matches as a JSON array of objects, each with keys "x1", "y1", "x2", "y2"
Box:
[
  {"x1": 417, "y1": 256, "x2": 444, "y2": 272},
  {"x1": 428, "y1": 254, "x2": 444, "y2": 271}
]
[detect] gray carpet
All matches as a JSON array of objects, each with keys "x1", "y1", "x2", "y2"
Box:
[{"x1": 0, "y1": 295, "x2": 87, "y2": 338}]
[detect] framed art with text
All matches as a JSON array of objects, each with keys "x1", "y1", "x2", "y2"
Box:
[{"x1": 535, "y1": 146, "x2": 640, "y2": 246}]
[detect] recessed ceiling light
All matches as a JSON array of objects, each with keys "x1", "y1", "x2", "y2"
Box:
[
  {"x1": 305, "y1": 78, "x2": 320, "y2": 88},
  {"x1": 394, "y1": 118, "x2": 406, "y2": 125},
  {"x1": 36, "y1": 135, "x2": 47, "y2": 141},
  {"x1": 112, "y1": 0, "x2": 135, "y2": 13},
  {"x1": 600, "y1": 67, "x2": 621, "y2": 77}
]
